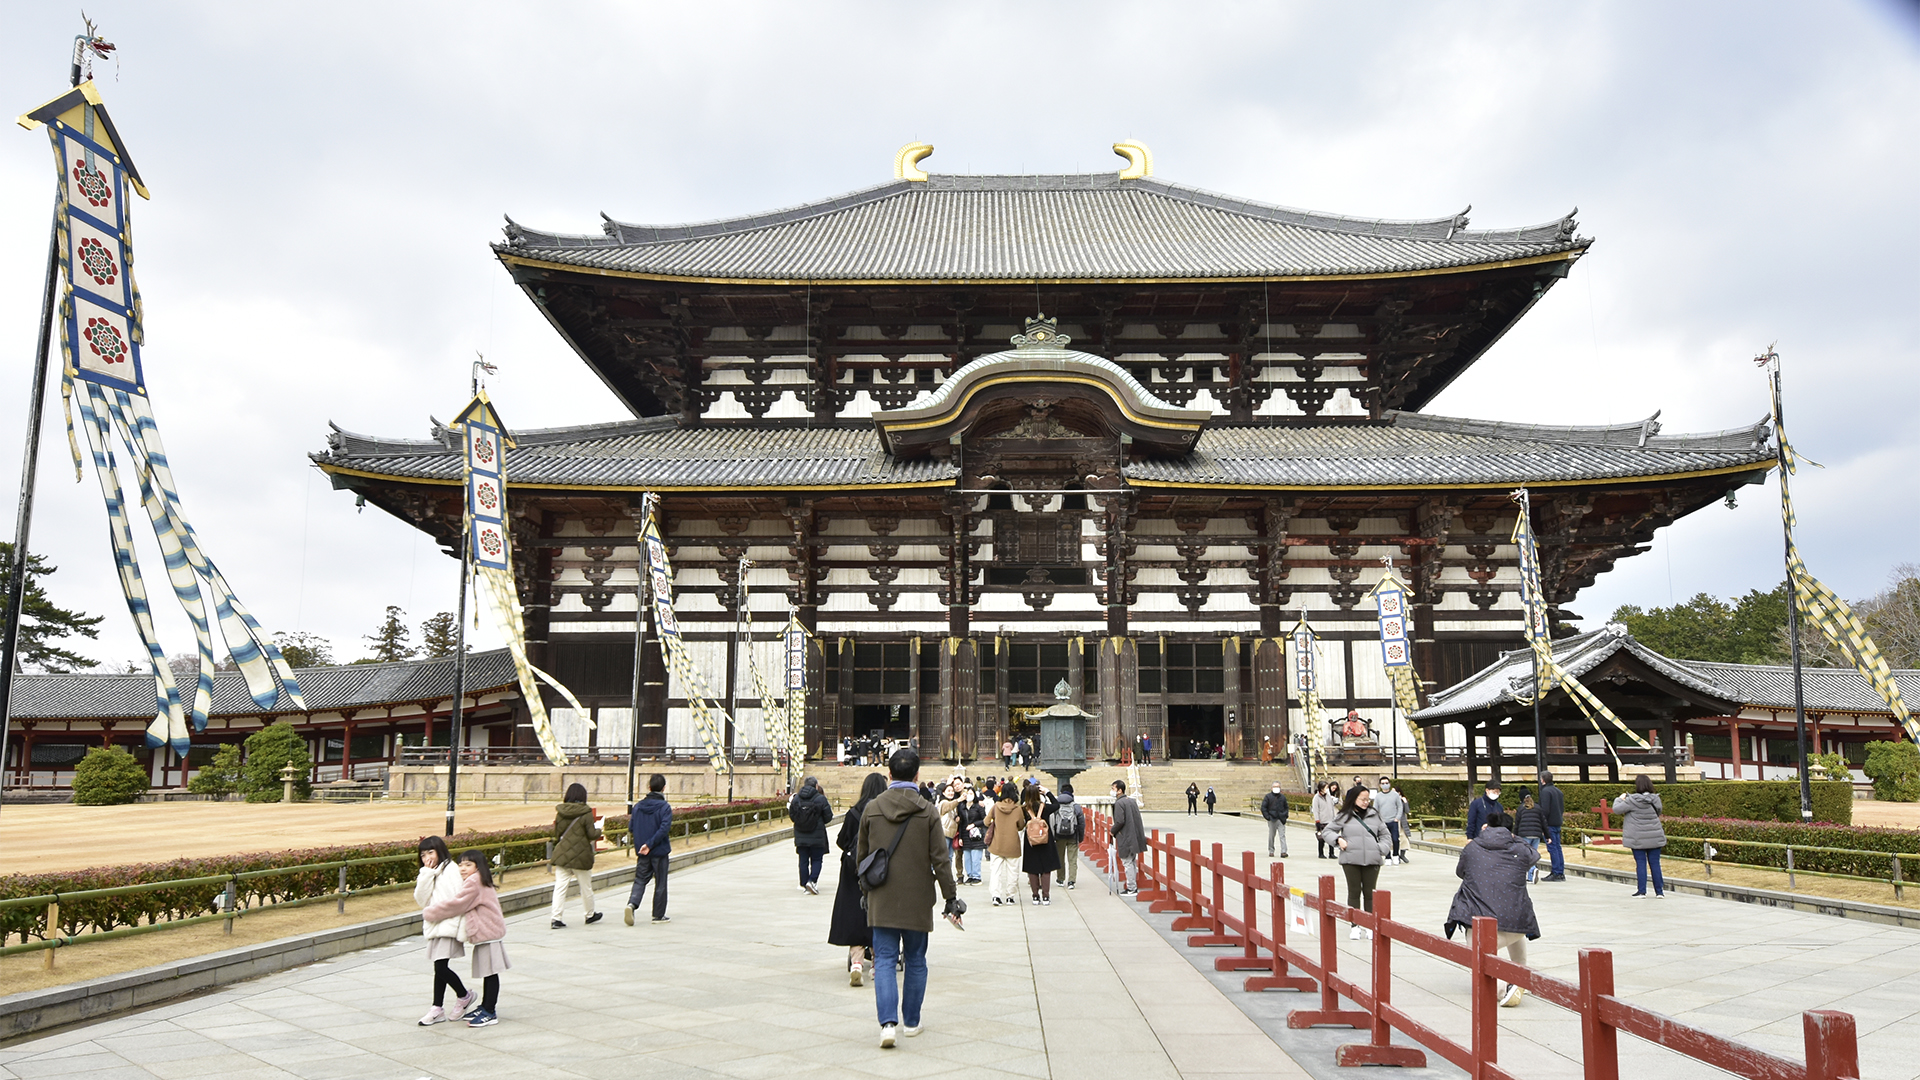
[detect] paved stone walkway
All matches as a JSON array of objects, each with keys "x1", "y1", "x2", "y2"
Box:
[
  {"x1": 0, "y1": 833, "x2": 1309, "y2": 1080},
  {"x1": 1133, "y1": 810, "x2": 1920, "y2": 1080}
]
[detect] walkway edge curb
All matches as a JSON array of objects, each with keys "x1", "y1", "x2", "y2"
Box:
[
  {"x1": 1409, "y1": 837, "x2": 1920, "y2": 929},
  {"x1": 0, "y1": 824, "x2": 797, "y2": 1043}
]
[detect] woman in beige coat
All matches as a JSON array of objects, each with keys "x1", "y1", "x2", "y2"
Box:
[{"x1": 986, "y1": 788, "x2": 1027, "y2": 907}]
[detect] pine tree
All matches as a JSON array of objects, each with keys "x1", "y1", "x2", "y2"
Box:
[
  {"x1": 272, "y1": 630, "x2": 335, "y2": 669},
  {"x1": 418, "y1": 611, "x2": 464, "y2": 659},
  {"x1": 358, "y1": 605, "x2": 415, "y2": 664},
  {"x1": 0, "y1": 541, "x2": 104, "y2": 672}
]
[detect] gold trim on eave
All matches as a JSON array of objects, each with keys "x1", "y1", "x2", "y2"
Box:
[
  {"x1": 493, "y1": 248, "x2": 1585, "y2": 289},
  {"x1": 315, "y1": 462, "x2": 958, "y2": 494},
  {"x1": 880, "y1": 373, "x2": 1204, "y2": 434},
  {"x1": 1129, "y1": 460, "x2": 1774, "y2": 492}
]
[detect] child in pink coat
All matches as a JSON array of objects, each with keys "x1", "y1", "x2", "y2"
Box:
[{"x1": 424, "y1": 850, "x2": 510, "y2": 1027}]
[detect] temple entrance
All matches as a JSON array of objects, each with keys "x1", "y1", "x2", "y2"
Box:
[
  {"x1": 1167, "y1": 704, "x2": 1225, "y2": 759},
  {"x1": 852, "y1": 704, "x2": 911, "y2": 741}
]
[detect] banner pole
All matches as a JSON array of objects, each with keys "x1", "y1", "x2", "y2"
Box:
[
  {"x1": 0, "y1": 47, "x2": 84, "y2": 814},
  {"x1": 1765, "y1": 350, "x2": 1813, "y2": 822}
]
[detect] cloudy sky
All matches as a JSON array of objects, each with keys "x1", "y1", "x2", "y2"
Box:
[{"x1": 1, "y1": 2, "x2": 1916, "y2": 670}]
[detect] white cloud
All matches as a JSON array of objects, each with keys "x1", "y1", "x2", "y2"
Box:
[{"x1": 0, "y1": 1, "x2": 1915, "y2": 667}]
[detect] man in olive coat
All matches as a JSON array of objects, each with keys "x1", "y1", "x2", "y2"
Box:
[{"x1": 858, "y1": 747, "x2": 962, "y2": 1048}]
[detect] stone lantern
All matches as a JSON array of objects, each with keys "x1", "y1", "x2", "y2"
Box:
[
  {"x1": 279, "y1": 762, "x2": 298, "y2": 804},
  {"x1": 1035, "y1": 679, "x2": 1093, "y2": 792}
]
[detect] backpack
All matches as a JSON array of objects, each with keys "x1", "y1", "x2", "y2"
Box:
[
  {"x1": 1025, "y1": 813, "x2": 1051, "y2": 846},
  {"x1": 1050, "y1": 804, "x2": 1082, "y2": 842}
]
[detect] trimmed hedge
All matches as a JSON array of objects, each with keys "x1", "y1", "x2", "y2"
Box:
[
  {"x1": 0, "y1": 797, "x2": 788, "y2": 945},
  {"x1": 1563, "y1": 812, "x2": 1920, "y2": 880},
  {"x1": 1379, "y1": 779, "x2": 1852, "y2": 826}
]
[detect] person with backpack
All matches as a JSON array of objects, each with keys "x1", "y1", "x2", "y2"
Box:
[
  {"x1": 1204, "y1": 786, "x2": 1217, "y2": 815},
  {"x1": 1020, "y1": 784, "x2": 1061, "y2": 905},
  {"x1": 624, "y1": 773, "x2": 673, "y2": 924},
  {"x1": 1051, "y1": 783, "x2": 1085, "y2": 890},
  {"x1": 789, "y1": 776, "x2": 833, "y2": 895},
  {"x1": 548, "y1": 784, "x2": 602, "y2": 929},
  {"x1": 1260, "y1": 782, "x2": 1290, "y2": 858}
]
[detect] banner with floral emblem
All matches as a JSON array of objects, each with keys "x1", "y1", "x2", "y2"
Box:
[{"x1": 21, "y1": 81, "x2": 302, "y2": 752}]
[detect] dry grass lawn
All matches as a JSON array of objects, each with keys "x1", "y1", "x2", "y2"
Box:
[
  {"x1": 1847, "y1": 799, "x2": 1920, "y2": 830},
  {"x1": 0, "y1": 818, "x2": 784, "y2": 996},
  {"x1": 0, "y1": 800, "x2": 569, "y2": 875}
]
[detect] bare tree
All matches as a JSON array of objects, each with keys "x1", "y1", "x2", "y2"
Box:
[{"x1": 1775, "y1": 563, "x2": 1920, "y2": 669}]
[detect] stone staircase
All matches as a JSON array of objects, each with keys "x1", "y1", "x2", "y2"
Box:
[{"x1": 804, "y1": 760, "x2": 1301, "y2": 815}]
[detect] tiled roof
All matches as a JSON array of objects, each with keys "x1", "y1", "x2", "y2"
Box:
[
  {"x1": 1413, "y1": 627, "x2": 1734, "y2": 721},
  {"x1": 11, "y1": 650, "x2": 520, "y2": 721},
  {"x1": 317, "y1": 411, "x2": 1773, "y2": 491},
  {"x1": 1414, "y1": 627, "x2": 1920, "y2": 721},
  {"x1": 1126, "y1": 412, "x2": 1773, "y2": 487},
  {"x1": 496, "y1": 173, "x2": 1585, "y2": 282},
  {"x1": 320, "y1": 419, "x2": 954, "y2": 489},
  {"x1": 1684, "y1": 661, "x2": 1920, "y2": 716}
]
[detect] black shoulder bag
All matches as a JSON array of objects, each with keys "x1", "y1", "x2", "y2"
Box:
[{"x1": 858, "y1": 814, "x2": 915, "y2": 890}]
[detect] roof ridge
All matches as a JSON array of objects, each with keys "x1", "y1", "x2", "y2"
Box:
[
  {"x1": 1389, "y1": 410, "x2": 1771, "y2": 452},
  {"x1": 502, "y1": 179, "x2": 915, "y2": 250},
  {"x1": 497, "y1": 173, "x2": 1585, "y2": 252}
]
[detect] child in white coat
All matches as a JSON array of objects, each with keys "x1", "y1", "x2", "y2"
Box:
[{"x1": 413, "y1": 836, "x2": 477, "y2": 1025}]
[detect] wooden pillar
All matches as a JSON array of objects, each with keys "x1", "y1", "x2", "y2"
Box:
[
  {"x1": 945, "y1": 494, "x2": 972, "y2": 638},
  {"x1": 1224, "y1": 637, "x2": 1243, "y2": 759},
  {"x1": 1729, "y1": 717, "x2": 1743, "y2": 781},
  {"x1": 1464, "y1": 721, "x2": 1478, "y2": 787},
  {"x1": 834, "y1": 636, "x2": 854, "y2": 752},
  {"x1": 939, "y1": 637, "x2": 978, "y2": 763},
  {"x1": 1254, "y1": 637, "x2": 1287, "y2": 757},
  {"x1": 1098, "y1": 636, "x2": 1137, "y2": 761},
  {"x1": 15, "y1": 722, "x2": 35, "y2": 785},
  {"x1": 908, "y1": 634, "x2": 922, "y2": 747},
  {"x1": 994, "y1": 635, "x2": 1010, "y2": 757},
  {"x1": 341, "y1": 720, "x2": 355, "y2": 782},
  {"x1": 1100, "y1": 494, "x2": 1133, "y2": 637},
  {"x1": 1488, "y1": 728, "x2": 1503, "y2": 787},
  {"x1": 1661, "y1": 718, "x2": 1678, "y2": 783}
]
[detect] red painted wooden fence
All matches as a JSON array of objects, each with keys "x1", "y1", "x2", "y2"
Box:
[{"x1": 1083, "y1": 808, "x2": 1859, "y2": 1080}]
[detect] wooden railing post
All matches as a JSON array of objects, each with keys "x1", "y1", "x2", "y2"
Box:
[
  {"x1": 1217, "y1": 849, "x2": 1267, "y2": 970},
  {"x1": 1336, "y1": 890, "x2": 1425, "y2": 1067},
  {"x1": 1470, "y1": 915, "x2": 1499, "y2": 1079},
  {"x1": 223, "y1": 879, "x2": 236, "y2": 935},
  {"x1": 1247, "y1": 859, "x2": 1314, "y2": 992},
  {"x1": 336, "y1": 866, "x2": 348, "y2": 914},
  {"x1": 42, "y1": 900, "x2": 58, "y2": 971},
  {"x1": 1803, "y1": 1009, "x2": 1859, "y2": 1080},
  {"x1": 1286, "y1": 874, "x2": 1367, "y2": 1029},
  {"x1": 1171, "y1": 839, "x2": 1206, "y2": 925},
  {"x1": 1578, "y1": 948, "x2": 1619, "y2": 1080}
]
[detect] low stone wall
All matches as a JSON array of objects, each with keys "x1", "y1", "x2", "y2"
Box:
[{"x1": 386, "y1": 763, "x2": 785, "y2": 804}]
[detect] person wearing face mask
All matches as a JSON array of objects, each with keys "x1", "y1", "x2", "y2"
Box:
[
  {"x1": 1259, "y1": 782, "x2": 1290, "y2": 858},
  {"x1": 1374, "y1": 777, "x2": 1409, "y2": 864},
  {"x1": 1466, "y1": 781, "x2": 1503, "y2": 840}
]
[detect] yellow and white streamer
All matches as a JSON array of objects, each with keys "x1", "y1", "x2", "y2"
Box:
[
  {"x1": 638, "y1": 494, "x2": 733, "y2": 774},
  {"x1": 1763, "y1": 353, "x2": 1916, "y2": 744},
  {"x1": 1511, "y1": 489, "x2": 1648, "y2": 759}
]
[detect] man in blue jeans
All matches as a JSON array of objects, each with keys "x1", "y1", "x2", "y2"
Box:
[
  {"x1": 857, "y1": 747, "x2": 963, "y2": 1048},
  {"x1": 1536, "y1": 770, "x2": 1566, "y2": 882},
  {"x1": 625, "y1": 773, "x2": 673, "y2": 924}
]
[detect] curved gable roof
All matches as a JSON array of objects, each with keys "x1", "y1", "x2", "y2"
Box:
[
  {"x1": 497, "y1": 173, "x2": 1586, "y2": 284},
  {"x1": 873, "y1": 344, "x2": 1213, "y2": 456}
]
